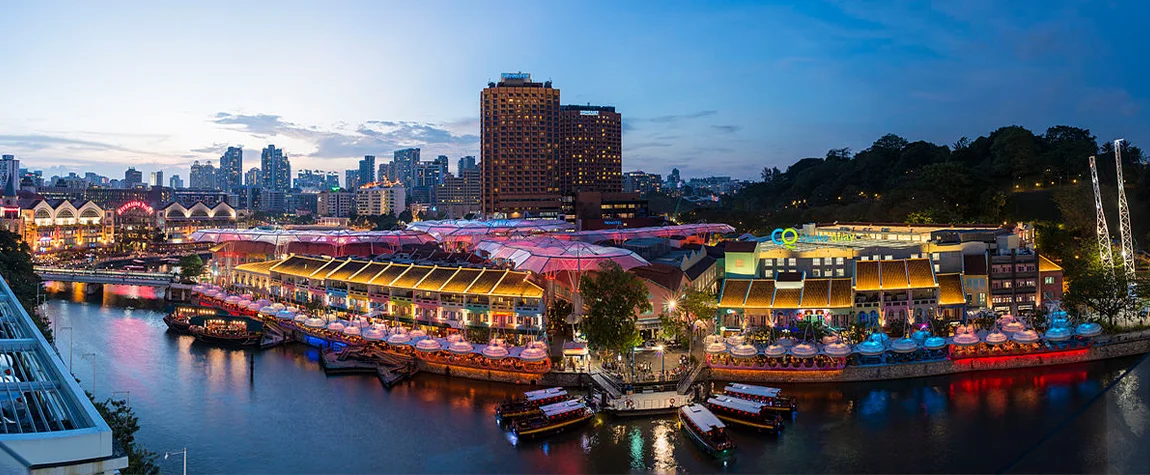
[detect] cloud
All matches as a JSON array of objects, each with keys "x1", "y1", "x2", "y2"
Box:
[
  {"x1": 211, "y1": 113, "x2": 293, "y2": 136},
  {"x1": 190, "y1": 142, "x2": 233, "y2": 154},
  {"x1": 647, "y1": 110, "x2": 718, "y2": 123},
  {"x1": 0, "y1": 134, "x2": 135, "y2": 152},
  {"x1": 712, "y1": 125, "x2": 741, "y2": 133}
]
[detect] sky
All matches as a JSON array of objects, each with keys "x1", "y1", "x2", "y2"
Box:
[{"x1": 1, "y1": 0, "x2": 1148, "y2": 182}]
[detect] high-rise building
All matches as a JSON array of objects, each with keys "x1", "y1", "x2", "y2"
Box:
[
  {"x1": 124, "y1": 167, "x2": 143, "y2": 188},
  {"x1": 393, "y1": 148, "x2": 420, "y2": 188},
  {"x1": 149, "y1": 171, "x2": 164, "y2": 187},
  {"x1": 559, "y1": 104, "x2": 622, "y2": 194},
  {"x1": 295, "y1": 170, "x2": 340, "y2": 190},
  {"x1": 219, "y1": 146, "x2": 243, "y2": 191},
  {"x1": 190, "y1": 161, "x2": 217, "y2": 189},
  {"x1": 435, "y1": 168, "x2": 481, "y2": 218},
  {"x1": 345, "y1": 169, "x2": 360, "y2": 191},
  {"x1": 0, "y1": 155, "x2": 19, "y2": 198},
  {"x1": 457, "y1": 155, "x2": 477, "y2": 174},
  {"x1": 359, "y1": 155, "x2": 376, "y2": 185},
  {"x1": 356, "y1": 181, "x2": 406, "y2": 217},
  {"x1": 318, "y1": 190, "x2": 355, "y2": 217},
  {"x1": 260, "y1": 144, "x2": 291, "y2": 192},
  {"x1": 378, "y1": 162, "x2": 395, "y2": 183},
  {"x1": 244, "y1": 167, "x2": 261, "y2": 187},
  {"x1": 169, "y1": 174, "x2": 185, "y2": 189},
  {"x1": 434, "y1": 155, "x2": 449, "y2": 178},
  {"x1": 623, "y1": 170, "x2": 663, "y2": 196},
  {"x1": 481, "y1": 72, "x2": 561, "y2": 218},
  {"x1": 668, "y1": 168, "x2": 681, "y2": 189}
]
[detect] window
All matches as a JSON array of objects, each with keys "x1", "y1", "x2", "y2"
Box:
[
  {"x1": 1044, "y1": 276, "x2": 1054, "y2": 285},
  {"x1": 836, "y1": 268, "x2": 845, "y2": 277},
  {"x1": 836, "y1": 257, "x2": 844, "y2": 265},
  {"x1": 812, "y1": 258, "x2": 822, "y2": 266},
  {"x1": 788, "y1": 258, "x2": 796, "y2": 266}
]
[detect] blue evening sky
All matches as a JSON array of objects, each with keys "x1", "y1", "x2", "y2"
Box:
[{"x1": 1, "y1": 0, "x2": 1146, "y2": 181}]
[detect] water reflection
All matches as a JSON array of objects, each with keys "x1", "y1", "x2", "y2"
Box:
[{"x1": 43, "y1": 290, "x2": 1150, "y2": 473}]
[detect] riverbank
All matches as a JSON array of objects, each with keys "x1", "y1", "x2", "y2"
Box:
[{"x1": 709, "y1": 331, "x2": 1150, "y2": 383}]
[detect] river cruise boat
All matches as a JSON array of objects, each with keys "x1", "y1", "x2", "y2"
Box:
[
  {"x1": 497, "y1": 387, "x2": 569, "y2": 422},
  {"x1": 511, "y1": 399, "x2": 595, "y2": 439},
  {"x1": 705, "y1": 396, "x2": 783, "y2": 432},
  {"x1": 678, "y1": 404, "x2": 735, "y2": 458},
  {"x1": 188, "y1": 315, "x2": 263, "y2": 347},
  {"x1": 723, "y1": 383, "x2": 798, "y2": 413},
  {"x1": 163, "y1": 305, "x2": 227, "y2": 335}
]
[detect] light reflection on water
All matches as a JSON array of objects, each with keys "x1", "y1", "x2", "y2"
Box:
[{"x1": 41, "y1": 285, "x2": 1150, "y2": 473}]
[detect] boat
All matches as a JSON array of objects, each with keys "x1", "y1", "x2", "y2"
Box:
[
  {"x1": 496, "y1": 387, "x2": 569, "y2": 421},
  {"x1": 678, "y1": 404, "x2": 735, "y2": 458},
  {"x1": 705, "y1": 396, "x2": 783, "y2": 432},
  {"x1": 188, "y1": 315, "x2": 263, "y2": 347},
  {"x1": 722, "y1": 383, "x2": 798, "y2": 413},
  {"x1": 511, "y1": 399, "x2": 595, "y2": 439},
  {"x1": 163, "y1": 305, "x2": 224, "y2": 335}
]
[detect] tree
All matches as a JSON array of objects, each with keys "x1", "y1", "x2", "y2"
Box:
[
  {"x1": 89, "y1": 394, "x2": 160, "y2": 474},
  {"x1": 578, "y1": 261, "x2": 651, "y2": 354},
  {"x1": 680, "y1": 289, "x2": 717, "y2": 327},
  {"x1": 658, "y1": 313, "x2": 689, "y2": 347},
  {"x1": 1062, "y1": 262, "x2": 1146, "y2": 328},
  {"x1": 178, "y1": 254, "x2": 204, "y2": 280},
  {"x1": 546, "y1": 299, "x2": 574, "y2": 340},
  {"x1": 0, "y1": 231, "x2": 50, "y2": 342}
]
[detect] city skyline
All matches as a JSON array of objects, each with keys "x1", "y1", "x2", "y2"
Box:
[{"x1": 2, "y1": 1, "x2": 1148, "y2": 181}]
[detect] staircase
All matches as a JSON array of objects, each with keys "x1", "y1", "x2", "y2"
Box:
[{"x1": 676, "y1": 363, "x2": 706, "y2": 395}]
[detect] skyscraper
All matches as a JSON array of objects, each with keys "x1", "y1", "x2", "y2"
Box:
[
  {"x1": 559, "y1": 105, "x2": 622, "y2": 194},
  {"x1": 0, "y1": 155, "x2": 19, "y2": 199},
  {"x1": 345, "y1": 169, "x2": 360, "y2": 190},
  {"x1": 124, "y1": 167, "x2": 143, "y2": 188},
  {"x1": 149, "y1": 170, "x2": 164, "y2": 187},
  {"x1": 261, "y1": 145, "x2": 291, "y2": 192},
  {"x1": 434, "y1": 155, "x2": 449, "y2": 180},
  {"x1": 393, "y1": 148, "x2": 420, "y2": 188},
  {"x1": 481, "y1": 72, "x2": 561, "y2": 218},
  {"x1": 359, "y1": 155, "x2": 376, "y2": 185},
  {"x1": 219, "y1": 146, "x2": 243, "y2": 191},
  {"x1": 169, "y1": 174, "x2": 184, "y2": 189},
  {"x1": 245, "y1": 167, "x2": 261, "y2": 187},
  {"x1": 457, "y1": 155, "x2": 477, "y2": 174},
  {"x1": 190, "y1": 161, "x2": 217, "y2": 189}
]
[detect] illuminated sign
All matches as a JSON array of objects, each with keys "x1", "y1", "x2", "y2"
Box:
[
  {"x1": 501, "y1": 72, "x2": 531, "y2": 80},
  {"x1": 770, "y1": 228, "x2": 854, "y2": 250},
  {"x1": 579, "y1": 110, "x2": 599, "y2": 116},
  {"x1": 117, "y1": 200, "x2": 155, "y2": 216}
]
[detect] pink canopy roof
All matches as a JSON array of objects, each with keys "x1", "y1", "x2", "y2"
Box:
[
  {"x1": 189, "y1": 228, "x2": 436, "y2": 247},
  {"x1": 475, "y1": 238, "x2": 648, "y2": 274},
  {"x1": 553, "y1": 223, "x2": 736, "y2": 243},
  {"x1": 406, "y1": 219, "x2": 574, "y2": 245}
]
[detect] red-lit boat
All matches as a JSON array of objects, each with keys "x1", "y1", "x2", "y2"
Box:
[{"x1": 723, "y1": 383, "x2": 797, "y2": 413}]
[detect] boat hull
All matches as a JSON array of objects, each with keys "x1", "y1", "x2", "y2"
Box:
[
  {"x1": 679, "y1": 411, "x2": 734, "y2": 458},
  {"x1": 712, "y1": 413, "x2": 781, "y2": 432},
  {"x1": 191, "y1": 332, "x2": 261, "y2": 348},
  {"x1": 162, "y1": 316, "x2": 191, "y2": 335},
  {"x1": 512, "y1": 413, "x2": 594, "y2": 439}
]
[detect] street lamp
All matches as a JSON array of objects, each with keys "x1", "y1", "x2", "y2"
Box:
[
  {"x1": 81, "y1": 353, "x2": 96, "y2": 394},
  {"x1": 164, "y1": 448, "x2": 187, "y2": 475},
  {"x1": 655, "y1": 345, "x2": 665, "y2": 382}
]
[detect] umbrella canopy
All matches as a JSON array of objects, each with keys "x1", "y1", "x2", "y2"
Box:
[
  {"x1": 1012, "y1": 329, "x2": 1039, "y2": 343},
  {"x1": 189, "y1": 228, "x2": 435, "y2": 248},
  {"x1": 448, "y1": 340, "x2": 475, "y2": 354},
  {"x1": 729, "y1": 344, "x2": 757, "y2": 357},
  {"x1": 407, "y1": 219, "x2": 574, "y2": 245},
  {"x1": 304, "y1": 317, "x2": 326, "y2": 328},
  {"x1": 363, "y1": 326, "x2": 387, "y2": 340},
  {"x1": 416, "y1": 338, "x2": 442, "y2": 351},
  {"x1": 763, "y1": 344, "x2": 786, "y2": 357},
  {"x1": 482, "y1": 344, "x2": 509, "y2": 359},
  {"x1": 823, "y1": 342, "x2": 852, "y2": 356},
  {"x1": 475, "y1": 238, "x2": 649, "y2": 274},
  {"x1": 520, "y1": 346, "x2": 548, "y2": 361},
  {"x1": 275, "y1": 310, "x2": 295, "y2": 320},
  {"x1": 855, "y1": 340, "x2": 885, "y2": 356},
  {"x1": 790, "y1": 343, "x2": 818, "y2": 358},
  {"x1": 923, "y1": 336, "x2": 948, "y2": 350},
  {"x1": 260, "y1": 306, "x2": 278, "y2": 315},
  {"x1": 705, "y1": 342, "x2": 728, "y2": 354},
  {"x1": 889, "y1": 338, "x2": 919, "y2": 353},
  {"x1": 1076, "y1": 322, "x2": 1102, "y2": 338},
  {"x1": 387, "y1": 332, "x2": 412, "y2": 344}
]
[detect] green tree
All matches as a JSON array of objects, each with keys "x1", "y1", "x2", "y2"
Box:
[
  {"x1": 679, "y1": 289, "x2": 717, "y2": 327},
  {"x1": 546, "y1": 299, "x2": 574, "y2": 340},
  {"x1": 89, "y1": 394, "x2": 160, "y2": 474},
  {"x1": 1062, "y1": 262, "x2": 1147, "y2": 328},
  {"x1": 658, "y1": 313, "x2": 689, "y2": 347},
  {"x1": 178, "y1": 254, "x2": 204, "y2": 280},
  {"x1": 0, "y1": 231, "x2": 50, "y2": 342},
  {"x1": 578, "y1": 261, "x2": 651, "y2": 354}
]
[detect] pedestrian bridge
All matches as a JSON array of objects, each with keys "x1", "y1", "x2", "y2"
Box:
[{"x1": 34, "y1": 267, "x2": 178, "y2": 286}]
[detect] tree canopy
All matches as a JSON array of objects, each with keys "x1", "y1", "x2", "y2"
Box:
[
  {"x1": 578, "y1": 261, "x2": 652, "y2": 354},
  {"x1": 178, "y1": 254, "x2": 204, "y2": 280},
  {"x1": 0, "y1": 231, "x2": 50, "y2": 341}
]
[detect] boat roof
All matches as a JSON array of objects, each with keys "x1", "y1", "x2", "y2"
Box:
[
  {"x1": 725, "y1": 383, "x2": 781, "y2": 398},
  {"x1": 708, "y1": 396, "x2": 767, "y2": 412},
  {"x1": 524, "y1": 387, "x2": 567, "y2": 401},
  {"x1": 681, "y1": 404, "x2": 725, "y2": 431},
  {"x1": 539, "y1": 399, "x2": 586, "y2": 417}
]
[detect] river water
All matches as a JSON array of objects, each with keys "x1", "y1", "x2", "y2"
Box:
[{"x1": 43, "y1": 286, "x2": 1150, "y2": 473}]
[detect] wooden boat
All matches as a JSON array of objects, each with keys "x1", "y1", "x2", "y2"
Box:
[
  {"x1": 723, "y1": 383, "x2": 798, "y2": 413},
  {"x1": 679, "y1": 404, "x2": 735, "y2": 458},
  {"x1": 706, "y1": 396, "x2": 783, "y2": 432},
  {"x1": 511, "y1": 399, "x2": 595, "y2": 439},
  {"x1": 497, "y1": 387, "x2": 569, "y2": 422},
  {"x1": 189, "y1": 315, "x2": 263, "y2": 348},
  {"x1": 163, "y1": 305, "x2": 224, "y2": 335}
]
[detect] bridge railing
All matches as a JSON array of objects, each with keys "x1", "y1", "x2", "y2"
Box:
[{"x1": 34, "y1": 267, "x2": 177, "y2": 282}]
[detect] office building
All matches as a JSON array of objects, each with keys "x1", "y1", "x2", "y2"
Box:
[
  {"x1": 0, "y1": 155, "x2": 18, "y2": 197},
  {"x1": 356, "y1": 181, "x2": 406, "y2": 216},
  {"x1": 623, "y1": 170, "x2": 663, "y2": 195},
  {"x1": 434, "y1": 168, "x2": 481, "y2": 218},
  {"x1": 359, "y1": 155, "x2": 376, "y2": 185},
  {"x1": 219, "y1": 146, "x2": 243, "y2": 191},
  {"x1": 457, "y1": 155, "x2": 477, "y2": 174},
  {"x1": 149, "y1": 170, "x2": 164, "y2": 187},
  {"x1": 124, "y1": 167, "x2": 143, "y2": 188},
  {"x1": 261, "y1": 144, "x2": 291, "y2": 192},
  {"x1": 190, "y1": 160, "x2": 218, "y2": 189},
  {"x1": 393, "y1": 148, "x2": 420, "y2": 187},
  {"x1": 295, "y1": 170, "x2": 339, "y2": 190},
  {"x1": 318, "y1": 189, "x2": 356, "y2": 217},
  {"x1": 559, "y1": 105, "x2": 622, "y2": 194},
  {"x1": 481, "y1": 72, "x2": 561, "y2": 218},
  {"x1": 345, "y1": 169, "x2": 360, "y2": 191}
]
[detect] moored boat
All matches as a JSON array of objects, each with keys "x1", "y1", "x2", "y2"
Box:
[
  {"x1": 189, "y1": 315, "x2": 263, "y2": 347},
  {"x1": 163, "y1": 305, "x2": 224, "y2": 335},
  {"x1": 497, "y1": 387, "x2": 569, "y2": 421},
  {"x1": 511, "y1": 399, "x2": 595, "y2": 439},
  {"x1": 705, "y1": 396, "x2": 783, "y2": 432},
  {"x1": 723, "y1": 383, "x2": 797, "y2": 413},
  {"x1": 678, "y1": 404, "x2": 735, "y2": 458}
]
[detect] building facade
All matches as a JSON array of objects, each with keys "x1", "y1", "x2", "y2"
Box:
[
  {"x1": 359, "y1": 155, "x2": 376, "y2": 185},
  {"x1": 559, "y1": 104, "x2": 622, "y2": 195},
  {"x1": 190, "y1": 160, "x2": 217, "y2": 190},
  {"x1": 434, "y1": 168, "x2": 482, "y2": 218},
  {"x1": 219, "y1": 146, "x2": 243, "y2": 191},
  {"x1": 481, "y1": 73, "x2": 562, "y2": 218},
  {"x1": 356, "y1": 181, "x2": 406, "y2": 216},
  {"x1": 23, "y1": 199, "x2": 113, "y2": 253},
  {"x1": 261, "y1": 144, "x2": 291, "y2": 192},
  {"x1": 318, "y1": 190, "x2": 355, "y2": 217}
]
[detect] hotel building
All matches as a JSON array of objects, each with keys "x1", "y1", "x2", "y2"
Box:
[{"x1": 481, "y1": 73, "x2": 562, "y2": 218}]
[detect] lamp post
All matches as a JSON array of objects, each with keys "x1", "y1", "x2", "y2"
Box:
[
  {"x1": 164, "y1": 448, "x2": 187, "y2": 475},
  {"x1": 656, "y1": 345, "x2": 665, "y2": 382},
  {"x1": 81, "y1": 353, "x2": 96, "y2": 394}
]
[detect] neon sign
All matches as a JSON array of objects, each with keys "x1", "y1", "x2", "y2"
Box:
[
  {"x1": 501, "y1": 72, "x2": 531, "y2": 80},
  {"x1": 770, "y1": 228, "x2": 854, "y2": 250},
  {"x1": 117, "y1": 200, "x2": 154, "y2": 216}
]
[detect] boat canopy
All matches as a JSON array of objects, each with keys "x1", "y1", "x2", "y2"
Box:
[
  {"x1": 524, "y1": 387, "x2": 567, "y2": 402},
  {"x1": 725, "y1": 383, "x2": 781, "y2": 399},
  {"x1": 681, "y1": 404, "x2": 725, "y2": 432},
  {"x1": 708, "y1": 396, "x2": 767, "y2": 413},
  {"x1": 539, "y1": 400, "x2": 586, "y2": 418}
]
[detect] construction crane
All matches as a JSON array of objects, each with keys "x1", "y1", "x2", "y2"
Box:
[
  {"x1": 1088, "y1": 155, "x2": 1115, "y2": 272},
  {"x1": 1115, "y1": 139, "x2": 1136, "y2": 281}
]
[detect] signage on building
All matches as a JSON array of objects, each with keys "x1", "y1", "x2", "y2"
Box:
[
  {"x1": 770, "y1": 227, "x2": 854, "y2": 250},
  {"x1": 501, "y1": 72, "x2": 531, "y2": 80},
  {"x1": 117, "y1": 200, "x2": 154, "y2": 216},
  {"x1": 579, "y1": 110, "x2": 599, "y2": 116}
]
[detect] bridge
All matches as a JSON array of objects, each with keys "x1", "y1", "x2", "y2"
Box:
[{"x1": 34, "y1": 267, "x2": 179, "y2": 286}]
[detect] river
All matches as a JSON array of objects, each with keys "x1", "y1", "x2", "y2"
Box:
[{"x1": 42, "y1": 287, "x2": 1150, "y2": 473}]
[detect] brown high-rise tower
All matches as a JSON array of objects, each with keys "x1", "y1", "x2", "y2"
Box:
[
  {"x1": 481, "y1": 73, "x2": 561, "y2": 218},
  {"x1": 559, "y1": 105, "x2": 622, "y2": 194}
]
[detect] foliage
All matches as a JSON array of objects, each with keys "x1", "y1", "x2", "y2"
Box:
[
  {"x1": 177, "y1": 254, "x2": 204, "y2": 280},
  {"x1": 747, "y1": 325, "x2": 773, "y2": 344},
  {"x1": 0, "y1": 231, "x2": 50, "y2": 342},
  {"x1": 1063, "y1": 261, "x2": 1150, "y2": 328},
  {"x1": 89, "y1": 394, "x2": 160, "y2": 474},
  {"x1": 657, "y1": 313, "x2": 689, "y2": 347},
  {"x1": 679, "y1": 289, "x2": 717, "y2": 324},
  {"x1": 465, "y1": 326, "x2": 490, "y2": 343},
  {"x1": 350, "y1": 212, "x2": 399, "y2": 231},
  {"x1": 578, "y1": 261, "x2": 652, "y2": 354},
  {"x1": 545, "y1": 299, "x2": 574, "y2": 341}
]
